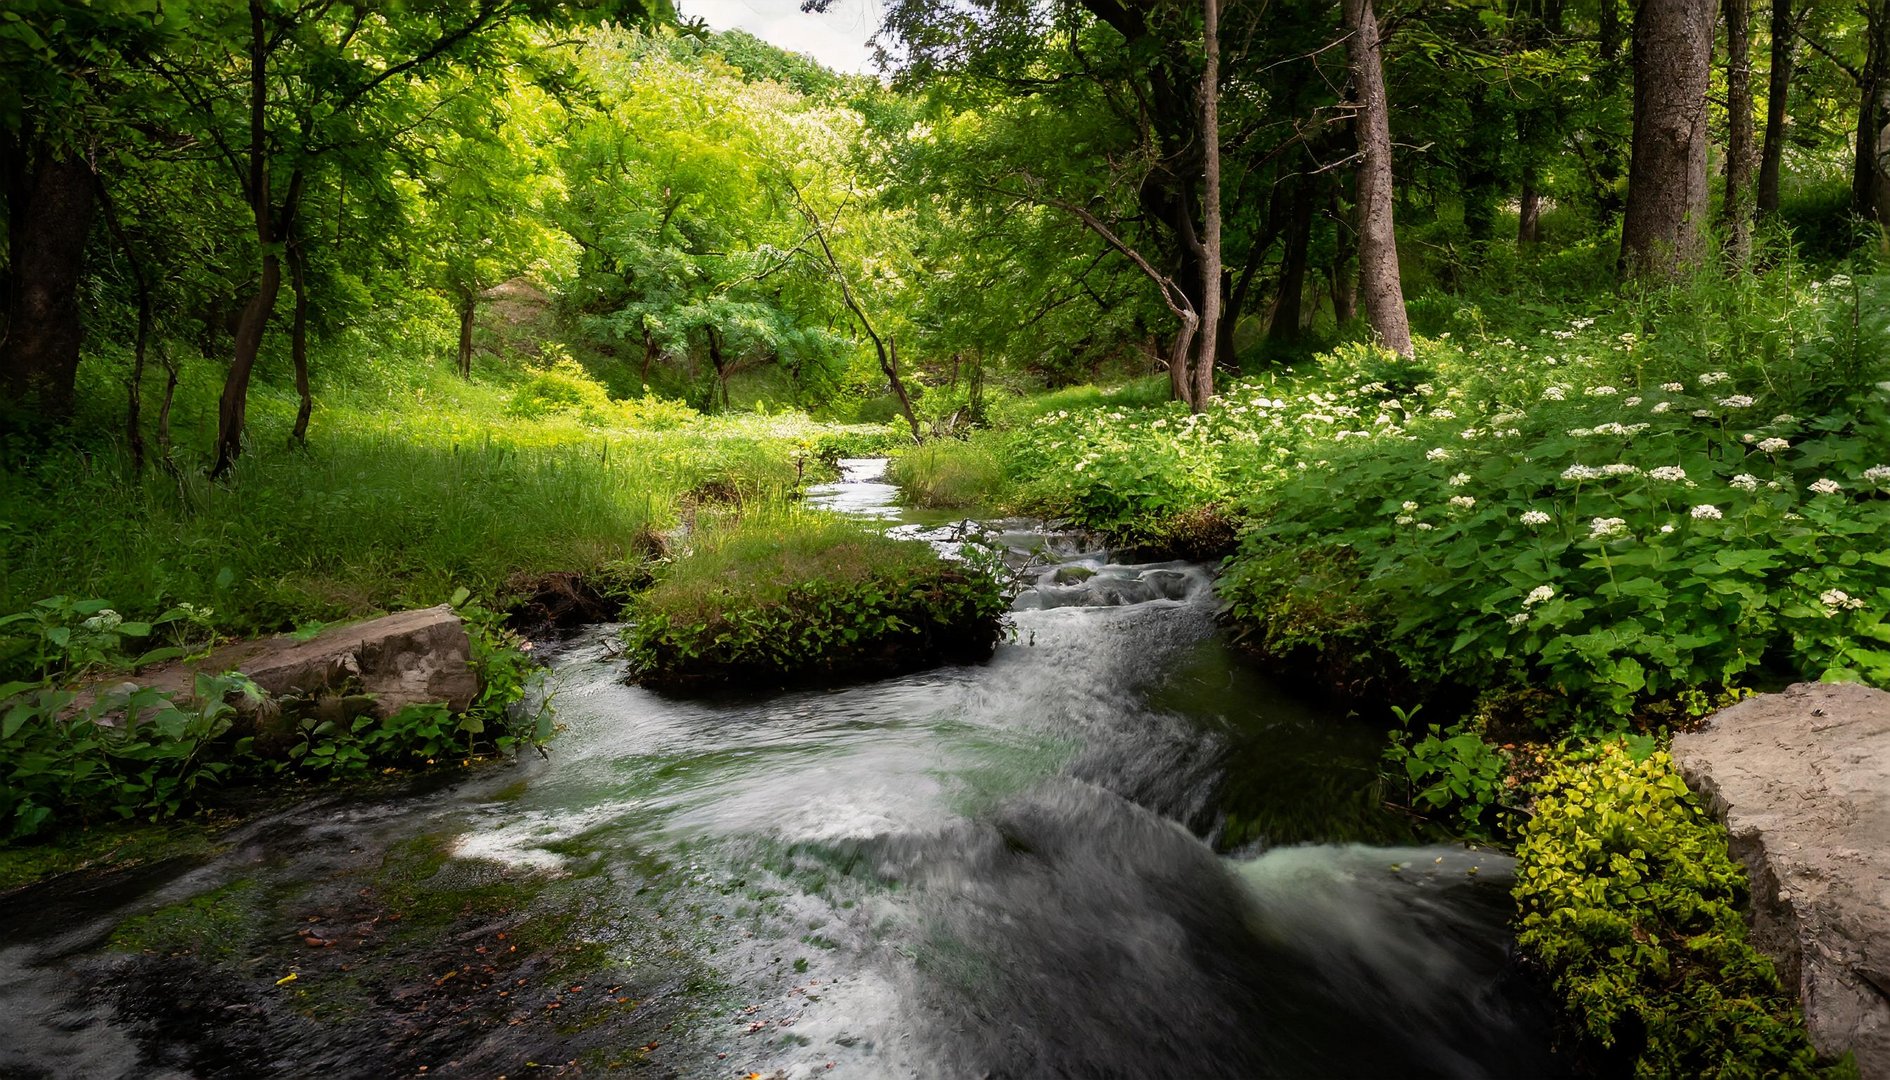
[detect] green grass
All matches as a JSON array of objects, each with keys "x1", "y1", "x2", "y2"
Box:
[
  {"x1": 623, "y1": 508, "x2": 1006, "y2": 691},
  {"x1": 0, "y1": 357, "x2": 884, "y2": 648},
  {"x1": 886, "y1": 440, "x2": 1012, "y2": 509}
]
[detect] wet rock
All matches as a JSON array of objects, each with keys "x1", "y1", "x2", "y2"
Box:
[
  {"x1": 1052, "y1": 565, "x2": 1097, "y2": 585},
  {"x1": 1672, "y1": 682, "x2": 1890, "y2": 1076},
  {"x1": 94, "y1": 605, "x2": 478, "y2": 718}
]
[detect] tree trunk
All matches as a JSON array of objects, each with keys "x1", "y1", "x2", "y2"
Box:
[
  {"x1": 1854, "y1": 0, "x2": 1890, "y2": 224},
  {"x1": 1724, "y1": 0, "x2": 1757, "y2": 266},
  {"x1": 1191, "y1": 0, "x2": 1223, "y2": 410},
  {"x1": 456, "y1": 289, "x2": 477, "y2": 379},
  {"x1": 1619, "y1": 0, "x2": 1714, "y2": 277},
  {"x1": 1269, "y1": 176, "x2": 1315, "y2": 343},
  {"x1": 1518, "y1": 177, "x2": 1542, "y2": 244},
  {"x1": 0, "y1": 154, "x2": 96, "y2": 424},
  {"x1": 1756, "y1": 0, "x2": 1793, "y2": 214},
  {"x1": 156, "y1": 342, "x2": 178, "y2": 468},
  {"x1": 288, "y1": 235, "x2": 312, "y2": 444},
  {"x1": 1343, "y1": 0, "x2": 1414, "y2": 356},
  {"x1": 213, "y1": 3, "x2": 282, "y2": 479}
]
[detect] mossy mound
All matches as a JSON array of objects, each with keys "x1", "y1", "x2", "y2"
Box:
[{"x1": 623, "y1": 512, "x2": 1006, "y2": 693}]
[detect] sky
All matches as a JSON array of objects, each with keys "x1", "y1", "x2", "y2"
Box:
[{"x1": 682, "y1": 0, "x2": 885, "y2": 75}]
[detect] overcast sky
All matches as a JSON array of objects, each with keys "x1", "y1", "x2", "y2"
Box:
[{"x1": 683, "y1": 0, "x2": 885, "y2": 75}]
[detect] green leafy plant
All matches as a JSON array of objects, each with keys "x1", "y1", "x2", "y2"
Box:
[
  {"x1": 1383, "y1": 720, "x2": 1511, "y2": 836},
  {"x1": 1513, "y1": 741, "x2": 1842, "y2": 1078},
  {"x1": 1, "y1": 671, "x2": 261, "y2": 841}
]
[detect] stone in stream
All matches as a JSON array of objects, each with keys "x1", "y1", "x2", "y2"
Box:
[
  {"x1": 83, "y1": 604, "x2": 479, "y2": 719},
  {"x1": 1673, "y1": 682, "x2": 1890, "y2": 1076}
]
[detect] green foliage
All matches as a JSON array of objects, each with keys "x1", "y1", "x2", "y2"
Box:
[
  {"x1": 1, "y1": 671, "x2": 262, "y2": 841},
  {"x1": 1208, "y1": 266, "x2": 1890, "y2": 727},
  {"x1": 1513, "y1": 742, "x2": 1836, "y2": 1078},
  {"x1": 1383, "y1": 719, "x2": 1512, "y2": 837},
  {"x1": 622, "y1": 510, "x2": 1007, "y2": 690}
]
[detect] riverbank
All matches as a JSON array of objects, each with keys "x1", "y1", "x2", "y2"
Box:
[{"x1": 0, "y1": 469, "x2": 1569, "y2": 1078}]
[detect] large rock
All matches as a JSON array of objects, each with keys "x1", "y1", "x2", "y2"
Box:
[
  {"x1": 106, "y1": 605, "x2": 479, "y2": 716},
  {"x1": 1672, "y1": 682, "x2": 1890, "y2": 1076}
]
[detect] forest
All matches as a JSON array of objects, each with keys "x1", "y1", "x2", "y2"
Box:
[{"x1": 3, "y1": 0, "x2": 1890, "y2": 1076}]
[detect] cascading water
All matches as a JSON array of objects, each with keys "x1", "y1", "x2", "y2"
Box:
[{"x1": 0, "y1": 457, "x2": 1567, "y2": 1079}]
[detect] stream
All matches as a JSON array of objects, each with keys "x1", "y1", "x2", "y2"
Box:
[{"x1": 0, "y1": 458, "x2": 1566, "y2": 1079}]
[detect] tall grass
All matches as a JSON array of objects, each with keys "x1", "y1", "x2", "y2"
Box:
[{"x1": 1, "y1": 357, "x2": 876, "y2": 636}]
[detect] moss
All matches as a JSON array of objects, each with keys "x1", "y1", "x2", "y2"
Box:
[
  {"x1": 0, "y1": 818, "x2": 228, "y2": 891},
  {"x1": 623, "y1": 510, "x2": 1006, "y2": 692},
  {"x1": 108, "y1": 877, "x2": 265, "y2": 962}
]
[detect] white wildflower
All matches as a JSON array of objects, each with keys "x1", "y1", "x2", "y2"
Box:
[
  {"x1": 1690, "y1": 504, "x2": 1723, "y2": 520},
  {"x1": 1590, "y1": 517, "x2": 1629, "y2": 539},
  {"x1": 1602, "y1": 463, "x2": 1642, "y2": 477},
  {"x1": 1661, "y1": 382, "x2": 1686, "y2": 393},
  {"x1": 1448, "y1": 473, "x2": 1471, "y2": 486},
  {"x1": 1426, "y1": 447, "x2": 1452, "y2": 461},
  {"x1": 1587, "y1": 385, "x2": 1619, "y2": 397},
  {"x1": 1562, "y1": 464, "x2": 1602, "y2": 481},
  {"x1": 1809, "y1": 478, "x2": 1843, "y2": 495},
  {"x1": 1731, "y1": 473, "x2": 1760, "y2": 491},
  {"x1": 1401, "y1": 500, "x2": 1420, "y2": 512},
  {"x1": 81, "y1": 609, "x2": 122, "y2": 633},
  {"x1": 1660, "y1": 523, "x2": 1676, "y2": 534},
  {"x1": 1649, "y1": 466, "x2": 1688, "y2": 482},
  {"x1": 1863, "y1": 465, "x2": 1890, "y2": 484},
  {"x1": 1396, "y1": 515, "x2": 1416, "y2": 526},
  {"x1": 1698, "y1": 371, "x2": 1732, "y2": 386},
  {"x1": 1692, "y1": 409, "x2": 1715, "y2": 418},
  {"x1": 1431, "y1": 408, "x2": 1458, "y2": 420},
  {"x1": 1758, "y1": 437, "x2": 1790, "y2": 453},
  {"x1": 1507, "y1": 612, "x2": 1531, "y2": 628},
  {"x1": 1651, "y1": 401, "x2": 1673, "y2": 414},
  {"x1": 1520, "y1": 510, "x2": 1553, "y2": 526},
  {"x1": 1416, "y1": 522, "x2": 1436, "y2": 531},
  {"x1": 1623, "y1": 396, "x2": 1643, "y2": 407},
  {"x1": 1542, "y1": 386, "x2": 1567, "y2": 401},
  {"x1": 1448, "y1": 495, "x2": 1476, "y2": 511},
  {"x1": 1820, "y1": 589, "x2": 1867, "y2": 611},
  {"x1": 1524, "y1": 585, "x2": 1555, "y2": 606},
  {"x1": 1718, "y1": 395, "x2": 1755, "y2": 409}
]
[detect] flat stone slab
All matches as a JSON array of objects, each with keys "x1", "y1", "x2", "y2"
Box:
[
  {"x1": 1673, "y1": 682, "x2": 1890, "y2": 1076},
  {"x1": 100, "y1": 605, "x2": 478, "y2": 717}
]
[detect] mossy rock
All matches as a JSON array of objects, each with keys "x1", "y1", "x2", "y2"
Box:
[{"x1": 622, "y1": 512, "x2": 1006, "y2": 693}]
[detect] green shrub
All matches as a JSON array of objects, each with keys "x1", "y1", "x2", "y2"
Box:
[
  {"x1": 1, "y1": 672, "x2": 262, "y2": 841},
  {"x1": 1513, "y1": 741, "x2": 1837, "y2": 1078},
  {"x1": 623, "y1": 510, "x2": 1006, "y2": 691}
]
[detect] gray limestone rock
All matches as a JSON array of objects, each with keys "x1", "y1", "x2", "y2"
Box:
[{"x1": 1673, "y1": 682, "x2": 1890, "y2": 1076}]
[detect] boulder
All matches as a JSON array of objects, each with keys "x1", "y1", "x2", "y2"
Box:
[
  {"x1": 100, "y1": 605, "x2": 478, "y2": 717},
  {"x1": 1672, "y1": 682, "x2": 1890, "y2": 1076}
]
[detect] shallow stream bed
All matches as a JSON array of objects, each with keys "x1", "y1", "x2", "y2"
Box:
[{"x1": 0, "y1": 459, "x2": 1566, "y2": 1079}]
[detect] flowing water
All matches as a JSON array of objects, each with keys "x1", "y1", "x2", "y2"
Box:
[{"x1": 0, "y1": 459, "x2": 1567, "y2": 1079}]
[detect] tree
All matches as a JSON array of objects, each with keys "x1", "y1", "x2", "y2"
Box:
[
  {"x1": 1619, "y1": 0, "x2": 1714, "y2": 277},
  {"x1": 1343, "y1": 0, "x2": 1414, "y2": 356},
  {"x1": 1725, "y1": 0, "x2": 1758, "y2": 265},
  {"x1": 1757, "y1": 0, "x2": 1796, "y2": 215},
  {"x1": 0, "y1": 2, "x2": 178, "y2": 426}
]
